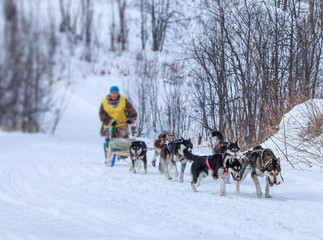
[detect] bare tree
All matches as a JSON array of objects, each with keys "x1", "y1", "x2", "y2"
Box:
[
  {"x1": 110, "y1": 0, "x2": 116, "y2": 51},
  {"x1": 188, "y1": 0, "x2": 323, "y2": 149},
  {"x1": 140, "y1": 0, "x2": 148, "y2": 50},
  {"x1": 117, "y1": 0, "x2": 128, "y2": 51},
  {"x1": 59, "y1": 0, "x2": 72, "y2": 33},
  {"x1": 148, "y1": 0, "x2": 177, "y2": 51},
  {"x1": 0, "y1": 0, "x2": 58, "y2": 133},
  {"x1": 81, "y1": 0, "x2": 94, "y2": 61},
  {"x1": 124, "y1": 53, "x2": 159, "y2": 136}
]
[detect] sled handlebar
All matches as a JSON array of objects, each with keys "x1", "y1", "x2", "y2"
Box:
[{"x1": 107, "y1": 120, "x2": 136, "y2": 127}]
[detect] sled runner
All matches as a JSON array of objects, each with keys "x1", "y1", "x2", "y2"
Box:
[{"x1": 103, "y1": 121, "x2": 137, "y2": 167}]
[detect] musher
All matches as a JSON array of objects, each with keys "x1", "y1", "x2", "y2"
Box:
[{"x1": 99, "y1": 86, "x2": 137, "y2": 138}]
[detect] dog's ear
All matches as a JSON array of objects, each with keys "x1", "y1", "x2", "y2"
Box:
[
  {"x1": 268, "y1": 158, "x2": 273, "y2": 165},
  {"x1": 141, "y1": 141, "x2": 147, "y2": 149},
  {"x1": 235, "y1": 140, "x2": 238, "y2": 145},
  {"x1": 277, "y1": 157, "x2": 280, "y2": 163}
]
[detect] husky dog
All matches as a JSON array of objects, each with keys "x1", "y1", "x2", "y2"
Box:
[
  {"x1": 129, "y1": 141, "x2": 148, "y2": 174},
  {"x1": 151, "y1": 132, "x2": 167, "y2": 170},
  {"x1": 236, "y1": 146, "x2": 281, "y2": 198},
  {"x1": 183, "y1": 149, "x2": 242, "y2": 195},
  {"x1": 160, "y1": 138, "x2": 193, "y2": 182},
  {"x1": 208, "y1": 131, "x2": 240, "y2": 156},
  {"x1": 208, "y1": 131, "x2": 241, "y2": 184}
]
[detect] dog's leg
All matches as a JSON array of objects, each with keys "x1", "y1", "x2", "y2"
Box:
[
  {"x1": 191, "y1": 181, "x2": 198, "y2": 192},
  {"x1": 158, "y1": 158, "x2": 164, "y2": 174},
  {"x1": 191, "y1": 165, "x2": 199, "y2": 192},
  {"x1": 218, "y1": 177, "x2": 226, "y2": 196},
  {"x1": 225, "y1": 175, "x2": 231, "y2": 184},
  {"x1": 265, "y1": 177, "x2": 272, "y2": 198},
  {"x1": 138, "y1": 158, "x2": 142, "y2": 171},
  {"x1": 196, "y1": 172, "x2": 206, "y2": 187},
  {"x1": 151, "y1": 150, "x2": 158, "y2": 167},
  {"x1": 130, "y1": 160, "x2": 136, "y2": 174},
  {"x1": 172, "y1": 160, "x2": 179, "y2": 178},
  {"x1": 251, "y1": 173, "x2": 262, "y2": 197},
  {"x1": 163, "y1": 156, "x2": 172, "y2": 180},
  {"x1": 236, "y1": 180, "x2": 240, "y2": 193},
  {"x1": 236, "y1": 169, "x2": 250, "y2": 193},
  {"x1": 152, "y1": 150, "x2": 157, "y2": 162},
  {"x1": 179, "y1": 162, "x2": 186, "y2": 183},
  {"x1": 143, "y1": 156, "x2": 147, "y2": 174}
]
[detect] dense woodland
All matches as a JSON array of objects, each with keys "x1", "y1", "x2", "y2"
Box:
[{"x1": 0, "y1": 0, "x2": 322, "y2": 149}]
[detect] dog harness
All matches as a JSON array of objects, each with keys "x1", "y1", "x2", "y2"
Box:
[
  {"x1": 206, "y1": 157, "x2": 227, "y2": 175},
  {"x1": 167, "y1": 140, "x2": 186, "y2": 162},
  {"x1": 166, "y1": 140, "x2": 181, "y2": 151}
]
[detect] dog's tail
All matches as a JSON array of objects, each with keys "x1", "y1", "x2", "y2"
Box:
[{"x1": 183, "y1": 148, "x2": 199, "y2": 162}]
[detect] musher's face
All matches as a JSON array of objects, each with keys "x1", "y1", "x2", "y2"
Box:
[{"x1": 110, "y1": 91, "x2": 119, "y2": 100}]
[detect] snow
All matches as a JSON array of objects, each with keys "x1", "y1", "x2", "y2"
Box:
[
  {"x1": 1, "y1": 0, "x2": 323, "y2": 238},
  {"x1": 1, "y1": 72, "x2": 323, "y2": 240}
]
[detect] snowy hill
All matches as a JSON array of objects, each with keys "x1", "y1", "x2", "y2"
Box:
[{"x1": 1, "y1": 74, "x2": 323, "y2": 240}]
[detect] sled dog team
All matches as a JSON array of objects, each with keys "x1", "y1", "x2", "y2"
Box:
[{"x1": 129, "y1": 131, "x2": 282, "y2": 198}]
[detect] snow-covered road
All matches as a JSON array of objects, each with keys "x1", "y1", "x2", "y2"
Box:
[
  {"x1": 1, "y1": 131, "x2": 323, "y2": 240},
  {"x1": 1, "y1": 73, "x2": 323, "y2": 240}
]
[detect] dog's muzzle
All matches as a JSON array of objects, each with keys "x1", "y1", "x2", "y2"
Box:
[
  {"x1": 268, "y1": 177, "x2": 281, "y2": 186},
  {"x1": 231, "y1": 172, "x2": 240, "y2": 182}
]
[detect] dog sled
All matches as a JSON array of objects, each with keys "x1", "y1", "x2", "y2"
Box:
[{"x1": 103, "y1": 121, "x2": 137, "y2": 167}]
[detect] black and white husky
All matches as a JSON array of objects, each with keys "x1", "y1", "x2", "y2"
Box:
[
  {"x1": 236, "y1": 146, "x2": 281, "y2": 198},
  {"x1": 209, "y1": 131, "x2": 241, "y2": 184},
  {"x1": 160, "y1": 138, "x2": 193, "y2": 182},
  {"x1": 183, "y1": 149, "x2": 242, "y2": 196},
  {"x1": 129, "y1": 141, "x2": 148, "y2": 174}
]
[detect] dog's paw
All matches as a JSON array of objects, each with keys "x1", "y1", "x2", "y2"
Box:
[
  {"x1": 257, "y1": 193, "x2": 263, "y2": 198},
  {"x1": 179, "y1": 179, "x2": 183, "y2": 183},
  {"x1": 168, "y1": 177, "x2": 172, "y2": 180},
  {"x1": 220, "y1": 192, "x2": 226, "y2": 196},
  {"x1": 191, "y1": 185, "x2": 198, "y2": 192},
  {"x1": 265, "y1": 195, "x2": 272, "y2": 198}
]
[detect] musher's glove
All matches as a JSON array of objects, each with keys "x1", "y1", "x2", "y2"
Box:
[{"x1": 126, "y1": 119, "x2": 133, "y2": 124}]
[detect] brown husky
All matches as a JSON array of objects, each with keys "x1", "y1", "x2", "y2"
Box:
[{"x1": 236, "y1": 146, "x2": 281, "y2": 198}]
